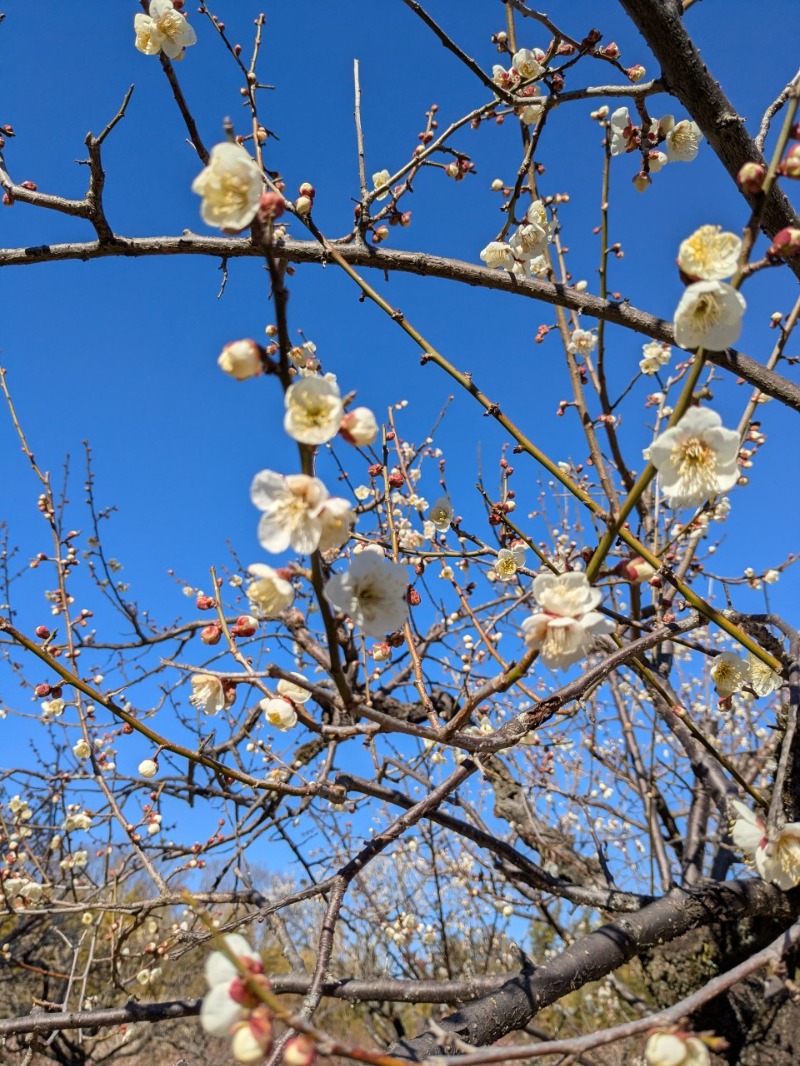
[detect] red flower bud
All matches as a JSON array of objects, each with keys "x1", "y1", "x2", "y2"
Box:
[
  {"x1": 35, "y1": 626, "x2": 50, "y2": 639},
  {"x1": 767, "y1": 227, "x2": 800, "y2": 259},
  {"x1": 34, "y1": 683, "x2": 51, "y2": 698},
  {"x1": 368, "y1": 463, "x2": 383, "y2": 477},
  {"x1": 200, "y1": 624, "x2": 222, "y2": 645},
  {"x1": 737, "y1": 161, "x2": 766, "y2": 194},
  {"x1": 258, "y1": 191, "x2": 286, "y2": 220},
  {"x1": 195, "y1": 595, "x2": 217, "y2": 611},
  {"x1": 231, "y1": 615, "x2": 258, "y2": 637},
  {"x1": 388, "y1": 471, "x2": 405, "y2": 488},
  {"x1": 407, "y1": 587, "x2": 421, "y2": 606}
]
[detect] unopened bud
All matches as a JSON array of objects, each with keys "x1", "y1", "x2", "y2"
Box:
[
  {"x1": 34, "y1": 683, "x2": 51, "y2": 698},
  {"x1": 283, "y1": 1034, "x2": 316, "y2": 1066},
  {"x1": 371, "y1": 642, "x2": 391, "y2": 662},
  {"x1": 600, "y1": 42, "x2": 620, "y2": 58},
  {"x1": 388, "y1": 471, "x2": 405, "y2": 488},
  {"x1": 231, "y1": 614, "x2": 259, "y2": 637},
  {"x1": 196, "y1": 595, "x2": 217, "y2": 611},
  {"x1": 632, "y1": 171, "x2": 651, "y2": 192},
  {"x1": 626, "y1": 64, "x2": 646, "y2": 82},
  {"x1": 138, "y1": 759, "x2": 158, "y2": 778},
  {"x1": 200, "y1": 624, "x2": 222, "y2": 645},
  {"x1": 407, "y1": 587, "x2": 421, "y2": 607},
  {"x1": 737, "y1": 161, "x2": 767, "y2": 195},
  {"x1": 778, "y1": 144, "x2": 800, "y2": 179},
  {"x1": 258, "y1": 191, "x2": 285, "y2": 220},
  {"x1": 491, "y1": 178, "x2": 504, "y2": 191},
  {"x1": 35, "y1": 626, "x2": 50, "y2": 640},
  {"x1": 767, "y1": 227, "x2": 800, "y2": 259},
  {"x1": 294, "y1": 195, "x2": 313, "y2": 215},
  {"x1": 298, "y1": 182, "x2": 315, "y2": 197}
]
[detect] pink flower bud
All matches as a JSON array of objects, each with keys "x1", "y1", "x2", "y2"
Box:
[
  {"x1": 35, "y1": 626, "x2": 50, "y2": 640},
  {"x1": 294, "y1": 195, "x2": 313, "y2": 215},
  {"x1": 200, "y1": 624, "x2": 222, "y2": 645},
  {"x1": 196, "y1": 595, "x2": 217, "y2": 611},
  {"x1": 407, "y1": 588, "x2": 421, "y2": 606},
  {"x1": 283, "y1": 1035, "x2": 316, "y2": 1066},
  {"x1": 767, "y1": 227, "x2": 800, "y2": 258},
  {"x1": 20, "y1": 180, "x2": 37, "y2": 191},
  {"x1": 298, "y1": 182, "x2": 315, "y2": 197},
  {"x1": 34, "y1": 683, "x2": 51, "y2": 698},
  {"x1": 615, "y1": 557, "x2": 656, "y2": 583},
  {"x1": 737, "y1": 161, "x2": 766, "y2": 194},
  {"x1": 388, "y1": 471, "x2": 405, "y2": 488},
  {"x1": 371, "y1": 642, "x2": 391, "y2": 662},
  {"x1": 258, "y1": 191, "x2": 285, "y2": 220},
  {"x1": 340, "y1": 407, "x2": 378, "y2": 446},
  {"x1": 778, "y1": 144, "x2": 800, "y2": 179},
  {"x1": 231, "y1": 615, "x2": 259, "y2": 637},
  {"x1": 217, "y1": 338, "x2": 263, "y2": 382},
  {"x1": 626, "y1": 64, "x2": 646, "y2": 82},
  {"x1": 600, "y1": 42, "x2": 620, "y2": 58}
]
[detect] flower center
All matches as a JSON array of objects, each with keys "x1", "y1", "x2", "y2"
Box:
[
  {"x1": 690, "y1": 292, "x2": 722, "y2": 330},
  {"x1": 671, "y1": 435, "x2": 718, "y2": 495},
  {"x1": 495, "y1": 557, "x2": 517, "y2": 579},
  {"x1": 216, "y1": 173, "x2": 253, "y2": 212},
  {"x1": 157, "y1": 12, "x2": 186, "y2": 41}
]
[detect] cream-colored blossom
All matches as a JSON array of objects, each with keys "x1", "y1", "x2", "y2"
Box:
[
  {"x1": 324, "y1": 546, "x2": 410, "y2": 638},
  {"x1": 673, "y1": 280, "x2": 745, "y2": 351},
  {"x1": 648, "y1": 407, "x2": 739, "y2": 509},
  {"x1": 372, "y1": 169, "x2": 392, "y2": 201},
  {"x1": 134, "y1": 1, "x2": 197, "y2": 60},
  {"x1": 260, "y1": 697, "x2": 298, "y2": 730},
  {"x1": 428, "y1": 497, "x2": 454, "y2": 532},
  {"x1": 730, "y1": 800, "x2": 800, "y2": 890},
  {"x1": 201, "y1": 934, "x2": 263, "y2": 1038},
  {"x1": 246, "y1": 563, "x2": 295, "y2": 617},
  {"x1": 72, "y1": 739, "x2": 92, "y2": 760},
  {"x1": 190, "y1": 674, "x2": 226, "y2": 716},
  {"x1": 480, "y1": 241, "x2": 515, "y2": 270},
  {"x1": 678, "y1": 225, "x2": 741, "y2": 281},
  {"x1": 284, "y1": 375, "x2": 344, "y2": 445},
  {"x1": 495, "y1": 545, "x2": 526, "y2": 581},
  {"x1": 746, "y1": 653, "x2": 783, "y2": 698},
  {"x1": 567, "y1": 329, "x2": 597, "y2": 357},
  {"x1": 663, "y1": 116, "x2": 703, "y2": 162},
  {"x1": 192, "y1": 143, "x2": 263, "y2": 233},
  {"x1": 218, "y1": 339, "x2": 262, "y2": 381},
  {"x1": 317, "y1": 498, "x2": 357, "y2": 553},
  {"x1": 276, "y1": 674, "x2": 312, "y2": 704},
  {"x1": 250, "y1": 471, "x2": 330, "y2": 554},
  {"x1": 709, "y1": 651, "x2": 749, "y2": 696},
  {"x1": 645, "y1": 1031, "x2": 710, "y2": 1066},
  {"x1": 63, "y1": 811, "x2": 93, "y2": 832},
  {"x1": 512, "y1": 48, "x2": 543, "y2": 80},
  {"x1": 340, "y1": 407, "x2": 378, "y2": 446},
  {"x1": 521, "y1": 572, "x2": 615, "y2": 670},
  {"x1": 609, "y1": 107, "x2": 636, "y2": 155},
  {"x1": 640, "y1": 340, "x2": 671, "y2": 375}
]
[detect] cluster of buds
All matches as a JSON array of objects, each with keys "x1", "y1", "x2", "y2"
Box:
[
  {"x1": 444, "y1": 156, "x2": 475, "y2": 181},
  {"x1": 294, "y1": 182, "x2": 315, "y2": 216},
  {"x1": 778, "y1": 143, "x2": 800, "y2": 179}
]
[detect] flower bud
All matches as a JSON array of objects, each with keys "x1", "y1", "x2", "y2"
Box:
[
  {"x1": 294, "y1": 195, "x2": 313, "y2": 215},
  {"x1": 407, "y1": 588, "x2": 421, "y2": 606},
  {"x1": 258, "y1": 191, "x2": 286, "y2": 220},
  {"x1": 778, "y1": 144, "x2": 800, "y2": 179},
  {"x1": 340, "y1": 407, "x2": 378, "y2": 446},
  {"x1": 138, "y1": 759, "x2": 158, "y2": 778},
  {"x1": 737, "y1": 161, "x2": 766, "y2": 194},
  {"x1": 388, "y1": 471, "x2": 405, "y2": 488},
  {"x1": 632, "y1": 171, "x2": 651, "y2": 192},
  {"x1": 34, "y1": 683, "x2": 51, "y2": 698},
  {"x1": 367, "y1": 463, "x2": 383, "y2": 477},
  {"x1": 196, "y1": 594, "x2": 217, "y2": 611},
  {"x1": 231, "y1": 1012, "x2": 273, "y2": 1064},
  {"x1": 231, "y1": 614, "x2": 259, "y2": 637},
  {"x1": 218, "y1": 339, "x2": 262, "y2": 381},
  {"x1": 626, "y1": 64, "x2": 646, "y2": 82},
  {"x1": 200, "y1": 624, "x2": 222, "y2": 645},
  {"x1": 122, "y1": 723, "x2": 135, "y2": 735},
  {"x1": 283, "y1": 1034, "x2": 316, "y2": 1066},
  {"x1": 35, "y1": 626, "x2": 50, "y2": 639},
  {"x1": 298, "y1": 182, "x2": 315, "y2": 197},
  {"x1": 767, "y1": 227, "x2": 800, "y2": 258},
  {"x1": 371, "y1": 642, "x2": 391, "y2": 662},
  {"x1": 615, "y1": 557, "x2": 656, "y2": 583},
  {"x1": 491, "y1": 178, "x2": 504, "y2": 191},
  {"x1": 600, "y1": 42, "x2": 620, "y2": 58}
]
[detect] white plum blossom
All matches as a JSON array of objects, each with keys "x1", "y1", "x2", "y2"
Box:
[
  {"x1": 520, "y1": 95, "x2": 544, "y2": 125},
  {"x1": 645, "y1": 1032, "x2": 710, "y2": 1066},
  {"x1": 317, "y1": 498, "x2": 357, "y2": 552},
  {"x1": 260, "y1": 697, "x2": 298, "y2": 730},
  {"x1": 480, "y1": 241, "x2": 515, "y2": 270},
  {"x1": 276, "y1": 674, "x2": 312, "y2": 704},
  {"x1": 678, "y1": 225, "x2": 741, "y2": 281},
  {"x1": 648, "y1": 407, "x2": 739, "y2": 509},
  {"x1": 283, "y1": 375, "x2": 344, "y2": 445},
  {"x1": 190, "y1": 674, "x2": 226, "y2": 716},
  {"x1": 647, "y1": 150, "x2": 669, "y2": 173},
  {"x1": 218, "y1": 339, "x2": 262, "y2": 381},
  {"x1": 521, "y1": 572, "x2": 615, "y2": 670},
  {"x1": 710, "y1": 651, "x2": 749, "y2": 697},
  {"x1": 428, "y1": 497, "x2": 454, "y2": 532},
  {"x1": 246, "y1": 563, "x2": 295, "y2": 617},
  {"x1": 663, "y1": 116, "x2": 703, "y2": 162},
  {"x1": 609, "y1": 107, "x2": 637, "y2": 155},
  {"x1": 138, "y1": 759, "x2": 159, "y2": 778},
  {"x1": 250, "y1": 471, "x2": 330, "y2": 554},
  {"x1": 495, "y1": 545, "x2": 526, "y2": 581},
  {"x1": 134, "y1": 0, "x2": 197, "y2": 60},
  {"x1": 747, "y1": 653, "x2": 783, "y2": 698},
  {"x1": 730, "y1": 801, "x2": 800, "y2": 890},
  {"x1": 201, "y1": 934, "x2": 264, "y2": 1038},
  {"x1": 640, "y1": 340, "x2": 671, "y2": 375},
  {"x1": 192, "y1": 143, "x2": 263, "y2": 233},
  {"x1": 512, "y1": 48, "x2": 544, "y2": 80},
  {"x1": 673, "y1": 280, "x2": 745, "y2": 351},
  {"x1": 324, "y1": 546, "x2": 410, "y2": 637},
  {"x1": 567, "y1": 329, "x2": 597, "y2": 357},
  {"x1": 372, "y1": 169, "x2": 392, "y2": 201},
  {"x1": 72, "y1": 739, "x2": 92, "y2": 760},
  {"x1": 41, "y1": 698, "x2": 65, "y2": 720},
  {"x1": 340, "y1": 407, "x2": 378, "y2": 446},
  {"x1": 63, "y1": 810, "x2": 93, "y2": 832}
]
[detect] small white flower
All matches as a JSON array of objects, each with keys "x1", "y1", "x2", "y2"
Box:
[
  {"x1": 747, "y1": 653, "x2": 783, "y2": 698},
  {"x1": 730, "y1": 800, "x2": 800, "y2": 890},
  {"x1": 246, "y1": 564, "x2": 295, "y2": 617},
  {"x1": 276, "y1": 674, "x2": 312, "y2": 704},
  {"x1": 709, "y1": 651, "x2": 749, "y2": 696},
  {"x1": 495, "y1": 545, "x2": 526, "y2": 581},
  {"x1": 284, "y1": 376, "x2": 344, "y2": 445},
  {"x1": 190, "y1": 674, "x2": 226, "y2": 716},
  {"x1": 41, "y1": 698, "x2": 66, "y2": 720},
  {"x1": 324, "y1": 546, "x2": 410, "y2": 638},
  {"x1": 480, "y1": 241, "x2": 515, "y2": 270},
  {"x1": 647, "y1": 150, "x2": 669, "y2": 173},
  {"x1": 521, "y1": 572, "x2": 615, "y2": 670},
  {"x1": 520, "y1": 97, "x2": 544, "y2": 125},
  {"x1": 72, "y1": 739, "x2": 92, "y2": 760},
  {"x1": 138, "y1": 759, "x2": 159, "y2": 778},
  {"x1": 250, "y1": 471, "x2": 330, "y2": 555},
  {"x1": 639, "y1": 340, "x2": 671, "y2": 375},
  {"x1": 663, "y1": 116, "x2": 703, "y2": 162},
  {"x1": 218, "y1": 339, "x2": 262, "y2": 381},
  {"x1": 428, "y1": 497, "x2": 454, "y2": 532},
  {"x1": 340, "y1": 406, "x2": 378, "y2": 446},
  {"x1": 317, "y1": 498, "x2": 357, "y2": 553},
  {"x1": 645, "y1": 1031, "x2": 710, "y2": 1066},
  {"x1": 609, "y1": 107, "x2": 637, "y2": 155},
  {"x1": 648, "y1": 408, "x2": 739, "y2": 509},
  {"x1": 192, "y1": 143, "x2": 263, "y2": 233},
  {"x1": 512, "y1": 48, "x2": 544, "y2": 80},
  {"x1": 134, "y1": 0, "x2": 197, "y2": 60},
  {"x1": 678, "y1": 225, "x2": 741, "y2": 281},
  {"x1": 372, "y1": 169, "x2": 392, "y2": 201},
  {"x1": 567, "y1": 329, "x2": 597, "y2": 357},
  {"x1": 201, "y1": 934, "x2": 264, "y2": 1038},
  {"x1": 63, "y1": 811, "x2": 93, "y2": 832},
  {"x1": 260, "y1": 697, "x2": 298, "y2": 730},
  {"x1": 510, "y1": 220, "x2": 548, "y2": 261},
  {"x1": 674, "y1": 280, "x2": 745, "y2": 351}
]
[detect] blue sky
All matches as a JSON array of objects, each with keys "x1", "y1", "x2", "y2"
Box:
[{"x1": 0, "y1": 2, "x2": 798, "y2": 771}]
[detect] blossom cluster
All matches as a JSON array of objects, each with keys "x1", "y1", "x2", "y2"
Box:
[
  {"x1": 480, "y1": 199, "x2": 555, "y2": 279},
  {"x1": 609, "y1": 108, "x2": 703, "y2": 175},
  {"x1": 710, "y1": 650, "x2": 782, "y2": 698},
  {"x1": 673, "y1": 225, "x2": 745, "y2": 352},
  {"x1": 730, "y1": 802, "x2": 800, "y2": 890}
]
